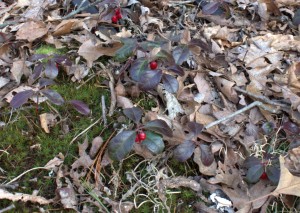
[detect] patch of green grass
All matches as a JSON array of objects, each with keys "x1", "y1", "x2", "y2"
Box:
[{"x1": 35, "y1": 44, "x2": 67, "y2": 55}]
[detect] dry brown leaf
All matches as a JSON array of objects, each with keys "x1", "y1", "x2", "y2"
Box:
[
  {"x1": 16, "y1": 21, "x2": 48, "y2": 42},
  {"x1": 193, "y1": 147, "x2": 217, "y2": 176},
  {"x1": 78, "y1": 40, "x2": 122, "y2": 67},
  {"x1": 215, "y1": 77, "x2": 239, "y2": 103},
  {"x1": 287, "y1": 62, "x2": 300, "y2": 90},
  {"x1": 52, "y1": 19, "x2": 82, "y2": 37},
  {"x1": 11, "y1": 60, "x2": 30, "y2": 84},
  {"x1": 0, "y1": 77, "x2": 9, "y2": 89},
  {"x1": 285, "y1": 146, "x2": 300, "y2": 176},
  {"x1": 39, "y1": 113, "x2": 58, "y2": 133},
  {"x1": 89, "y1": 136, "x2": 104, "y2": 159},
  {"x1": 272, "y1": 156, "x2": 300, "y2": 197},
  {"x1": 116, "y1": 95, "x2": 134, "y2": 108}
]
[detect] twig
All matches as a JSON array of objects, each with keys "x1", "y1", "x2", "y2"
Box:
[
  {"x1": 61, "y1": 0, "x2": 103, "y2": 20},
  {"x1": 0, "y1": 204, "x2": 15, "y2": 213},
  {"x1": 3, "y1": 167, "x2": 48, "y2": 186},
  {"x1": 69, "y1": 118, "x2": 102, "y2": 145},
  {"x1": 101, "y1": 95, "x2": 107, "y2": 126},
  {"x1": 204, "y1": 101, "x2": 276, "y2": 130},
  {"x1": 234, "y1": 87, "x2": 289, "y2": 109}
]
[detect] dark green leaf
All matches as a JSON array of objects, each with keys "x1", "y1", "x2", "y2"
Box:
[
  {"x1": 199, "y1": 144, "x2": 214, "y2": 166},
  {"x1": 246, "y1": 164, "x2": 264, "y2": 183},
  {"x1": 139, "y1": 40, "x2": 167, "y2": 51},
  {"x1": 266, "y1": 165, "x2": 280, "y2": 184},
  {"x1": 262, "y1": 122, "x2": 275, "y2": 135},
  {"x1": 174, "y1": 140, "x2": 196, "y2": 162},
  {"x1": 139, "y1": 70, "x2": 162, "y2": 91},
  {"x1": 172, "y1": 45, "x2": 190, "y2": 65},
  {"x1": 129, "y1": 57, "x2": 149, "y2": 82},
  {"x1": 115, "y1": 38, "x2": 137, "y2": 62},
  {"x1": 41, "y1": 89, "x2": 64, "y2": 105},
  {"x1": 162, "y1": 74, "x2": 178, "y2": 93},
  {"x1": 144, "y1": 119, "x2": 173, "y2": 137},
  {"x1": 293, "y1": 9, "x2": 300, "y2": 26},
  {"x1": 10, "y1": 90, "x2": 34, "y2": 108},
  {"x1": 108, "y1": 130, "x2": 136, "y2": 161},
  {"x1": 123, "y1": 107, "x2": 143, "y2": 123},
  {"x1": 142, "y1": 131, "x2": 165, "y2": 155},
  {"x1": 243, "y1": 156, "x2": 262, "y2": 169},
  {"x1": 166, "y1": 64, "x2": 184, "y2": 76}
]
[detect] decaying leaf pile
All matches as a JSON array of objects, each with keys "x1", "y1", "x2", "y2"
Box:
[{"x1": 1, "y1": 0, "x2": 300, "y2": 212}]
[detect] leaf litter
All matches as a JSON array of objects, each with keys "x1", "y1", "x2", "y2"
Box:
[{"x1": 1, "y1": 0, "x2": 300, "y2": 212}]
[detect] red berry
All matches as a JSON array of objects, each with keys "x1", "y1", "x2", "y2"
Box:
[
  {"x1": 135, "y1": 135, "x2": 141, "y2": 143},
  {"x1": 260, "y1": 172, "x2": 268, "y2": 180},
  {"x1": 138, "y1": 132, "x2": 146, "y2": 141},
  {"x1": 115, "y1": 8, "x2": 121, "y2": 15},
  {"x1": 111, "y1": 15, "x2": 118, "y2": 24},
  {"x1": 116, "y1": 13, "x2": 122, "y2": 20},
  {"x1": 149, "y1": 61, "x2": 158, "y2": 70}
]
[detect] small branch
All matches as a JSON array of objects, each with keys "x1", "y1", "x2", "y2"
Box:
[
  {"x1": 101, "y1": 95, "x2": 107, "y2": 126},
  {"x1": 3, "y1": 167, "x2": 47, "y2": 185},
  {"x1": 204, "y1": 101, "x2": 275, "y2": 130},
  {"x1": 234, "y1": 87, "x2": 289, "y2": 109},
  {"x1": 0, "y1": 204, "x2": 15, "y2": 213},
  {"x1": 61, "y1": 0, "x2": 102, "y2": 20}
]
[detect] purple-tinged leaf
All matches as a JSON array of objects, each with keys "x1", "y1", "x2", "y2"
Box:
[
  {"x1": 174, "y1": 140, "x2": 196, "y2": 162},
  {"x1": 243, "y1": 156, "x2": 262, "y2": 169},
  {"x1": 28, "y1": 54, "x2": 48, "y2": 61},
  {"x1": 41, "y1": 89, "x2": 64, "y2": 105},
  {"x1": 53, "y1": 55, "x2": 72, "y2": 66},
  {"x1": 144, "y1": 119, "x2": 173, "y2": 137},
  {"x1": 293, "y1": 9, "x2": 300, "y2": 26},
  {"x1": 162, "y1": 74, "x2": 178, "y2": 93},
  {"x1": 187, "y1": 122, "x2": 204, "y2": 137},
  {"x1": 139, "y1": 70, "x2": 162, "y2": 91},
  {"x1": 10, "y1": 90, "x2": 34, "y2": 108},
  {"x1": 39, "y1": 78, "x2": 56, "y2": 88},
  {"x1": 32, "y1": 62, "x2": 43, "y2": 80},
  {"x1": 246, "y1": 164, "x2": 264, "y2": 183},
  {"x1": 156, "y1": 50, "x2": 174, "y2": 63},
  {"x1": 282, "y1": 121, "x2": 300, "y2": 134},
  {"x1": 166, "y1": 64, "x2": 184, "y2": 76},
  {"x1": 199, "y1": 144, "x2": 214, "y2": 166},
  {"x1": 262, "y1": 122, "x2": 275, "y2": 135},
  {"x1": 123, "y1": 107, "x2": 143, "y2": 123},
  {"x1": 202, "y1": 2, "x2": 221, "y2": 15},
  {"x1": 45, "y1": 60, "x2": 58, "y2": 79},
  {"x1": 266, "y1": 165, "x2": 280, "y2": 184},
  {"x1": 142, "y1": 131, "x2": 165, "y2": 154},
  {"x1": 172, "y1": 45, "x2": 190, "y2": 65},
  {"x1": 129, "y1": 57, "x2": 149, "y2": 82},
  {"x1": 69, "y1": 100, "x2": 90, "y2": 115},
  {"x1": 108, "y1": 130, "x2": 136, "y2": 161}
]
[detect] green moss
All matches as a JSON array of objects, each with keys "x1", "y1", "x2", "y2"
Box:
[{"x1": 35, "y1": 44, "x2": 66, "y2": 55}]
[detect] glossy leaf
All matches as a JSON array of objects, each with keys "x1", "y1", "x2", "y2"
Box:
[
  {"x1": 139, "y1": 70, "x2": 162, "y2": 91},
  {"x1": 144, "y1": 119, "x2": 173, "y2": 137},
  {"x1": 28, "y1": 54, "x2": 48, "y2": 61},
  {"x1": 246, "y1": 164, "x2": 264, "y2": 183},
  {"x1": 129, "y1": 57, "x2": 149, "y2": 82},
  {"x1": 262, "y1": 122, "x2": 275, "y2": 135},
  {"x1": 202, "y1": 2, "x2": 221, "y2": 15},
  {"x1": 266, "y1": 165, "x2": 280, "y2": 184},
  {"x1": 174, "y1": 140, "x2": 196, "y2": 162},
  {"x1": 142, "y1": 131, "x2": 165, "y2": 155},
  {"x1": 53, "y1": 55, "x2": 72, "y2": 66},
  {"x1": 187, "y1": 122, "x2": 204, "y2": 137},
  {"x1": 39, "y1": 78, "x2": 55, "y2": 88},
  {"x1": 172, "y1": 45, "x2": 190, "y2": 65},
  {"x1": 108, "y1": 130, "x2": 136, "y2": 161},
  {"x1": 166, "y1": 64, "x2": 184, "y2": 76},
  {"x1": 115, "y1": 38, "x2": 137, "y2": 62},
  {"x1": 45, "y1": 60, "x2": 58, "y2": 79},
  {"x1": 243, "y1": 156, "x2": 261, "y2": 169},
  {"x1": 199, "y1": 144, "x2": 214, "y2": 166},
  {"x1": 139, "y1": 40, "x2": 167, "y2": 51},
  {"x1": 282, "y1": 121, "x2": 300, "y2": 134},
  {"x1": 69, "y1": 100, "x2": 90, "y2": 115},
  {"x1": 41, "y1": 89, "x2": 64, "y2": 105},
  {"x1": 10, "y1": 90, "x2": 34, "y2": 108},
  {"x1": 32, "y1": 62, "x2": 43, "y2": 80},
  {"x1": 123, "y1": 107, "x2": 143, "y2": 123},
  {"x1": 162, "y1": 74, "x2": 178, "y2": 93}
]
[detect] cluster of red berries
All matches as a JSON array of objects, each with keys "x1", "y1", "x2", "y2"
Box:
[
  {"x1": 111, "y1": 8, "x2": 122, "y2": 24},
  {"x1": 260, "y1": 172, "x2": 268, "y2": 180},
  {"x1": 149, "y1": 61, "x2": 157, "y2": 70},
  {"x1": 135, "y1": 131, "x2": 146, "y2": 143}
]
